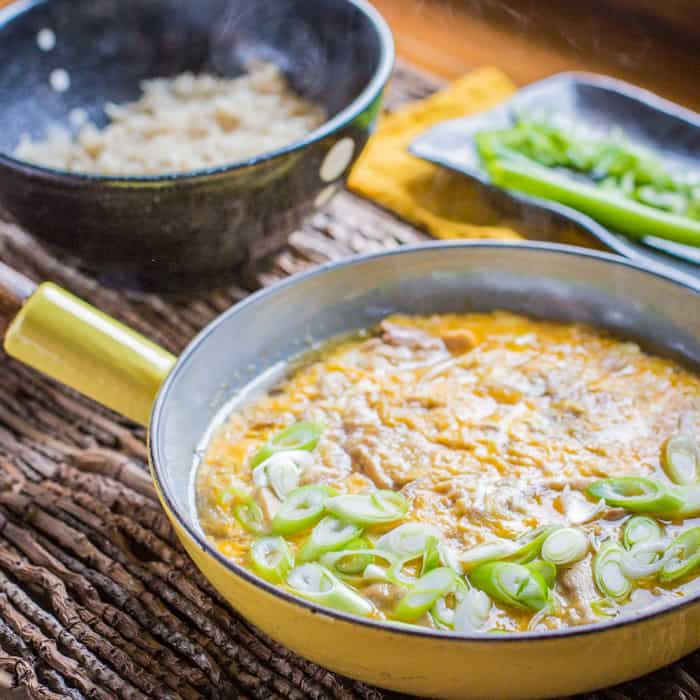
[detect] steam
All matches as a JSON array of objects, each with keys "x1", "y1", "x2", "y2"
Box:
[
  {"x1": 458, "y1": 0, "x2": 653, "y2": 70},
  {"x1": 208, "y1": 1, "x2": 328, "y2": 100}
]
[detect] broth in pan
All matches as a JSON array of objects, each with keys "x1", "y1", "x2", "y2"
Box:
[{"x1": 196, "y1": 312, "x2": 700, "y2": 633}]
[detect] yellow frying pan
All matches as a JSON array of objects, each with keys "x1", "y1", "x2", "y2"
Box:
[{"x1": 2, "y1": 242, "x2": 700, "y2": 699}]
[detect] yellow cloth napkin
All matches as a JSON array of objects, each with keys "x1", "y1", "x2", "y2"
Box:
[{"x1": 348, "y1": 66, "x2": 522, "y2": 240}]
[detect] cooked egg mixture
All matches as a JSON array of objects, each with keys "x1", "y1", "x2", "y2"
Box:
[{"x1": 197, "y1": 312, "x2": 700, "y2": 632}]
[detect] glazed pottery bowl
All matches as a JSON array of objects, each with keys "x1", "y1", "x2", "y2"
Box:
[
  {"x1": 0, "y1": 0, "x2": 393, "y2": 291},
  {"x1": 3, "y1": 242, "x2": 700, "y2": 698}
]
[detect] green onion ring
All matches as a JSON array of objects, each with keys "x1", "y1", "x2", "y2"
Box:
[
  {"x1": 453, "y1": 588, "x2": 492, "y2": 633},
  {"x1": 361, "y1": 563, "x2": 391, "y2": 582},
  {"x1": 662, "y1": 434, "x2": 700, "y2": 485},
  {"x1": 324, "y1": 536, "x2": 373, "y2": 575},
  {"x1": 620, "y1": 540, "x2": 669, "y2": 579},
  {"x1": 431, "y1": 592, "x2": 461, "y2": 629},
  {"x1": 215, "y1": 483, "x2": 250, "y2": 509},
  {"x1": 459, "y1": 541, "x2": 519, "y2": 570},
  {"x1": 469, "y1": 561, "x2": 550, "y2": 612},
  {"x1": 297, "y1": 516, "x2": 363, "y2": 563},
  {"x1": 233, "y1": 499, "x2": 269, "y2": 535},
  {"x1": 393, "y1": 567, "x2": 459, "y2": 622},
  {"x1": 420, "y1": 535, "x2": 442, "y2": 576},
  {"x1": 659, "y1": 527, "x2": 700, "y2": 583},
  {"x1": 325, "y1": 489, "x2": 409, "y2": 526},
  {"x1": 251, "y1": 421, "x2": 323, "y2": 468},
  {"x1": 459, "y1": 525, "x2": 559, "y2": 571},
  {"x1": 286, "y1": 563, "x2": 373, "y2": 616},
  {"x1": 252, "y1": 451, "x2": 312, "y2": 499},
  {"x1": 590, "y1": 598, "x2": 618, "y2": 618},
  {"x1": 587, "y1": 477, "x2": 684, "y2": 515},
  {"x1": 272, "y1": 485, "x2": 334, "y2": 536},
  {"x1": 525, "y1": 560, "x2": 557, "y2": 588},
  {"x1": 541, "y1": 528, "x2": 588, "y2": 566},
  {"x1": 509, "y1": 526, "x2": 561, "y2": 564},
  {"x1": 593, "y1": 542, "x2": 632, "y2": 601},
  {"x1": 320, "y1": 548, "x2": 398, "y2": 583},
  {"x1": 376, "y1": 522, "x2": 441, "y2": 559},
  {"x1": 438, "y1": 543, "x2": 463, "y2": 574},
  {"x1": 623, "y1": 516, "x2": 663, "y2": 550},
  {"x1": 670, "y1": 484, "x2": 700, "y2": 518},
  {"x1": 250, "y1": 536, "x2": 294, "y2": 583}
]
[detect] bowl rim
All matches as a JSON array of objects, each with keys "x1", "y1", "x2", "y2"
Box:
[
  {"x1": 151, "y1": 240, "x2": 700, "y2": 644},
  {"x1": 0, "y1": 0, "x2": 394, "y2": 183}
]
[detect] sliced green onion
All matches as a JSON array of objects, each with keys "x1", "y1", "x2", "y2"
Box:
[
  {"x1": 671, "y1": 483, "x2": 700, "y2": 518},
  {"x1": 662, "y1": 434, "x2": 700, "y2": 485},
  {"x1": 376, "y1": 523, "x2": 441, "y2": 559},
  {"x1": 286, "y1": 563, "x2": 373, "y2": 616},
  {"x1": 361, "y1": 563, "x2": 391, "y2": 582},
  {"x1": 623, "y1": 516, "x2": 663, "y2": 550},
  {"x1": 541, "y1": 528, "x2": 588, "y2": 566},
  {"x1": 250, "y1": 536, "x2": 294, "y2": 583},
  {"x1": 421, "y1": 535, "x2": 441, "y2": 576},
  {"x1": 459, "y1": 526, "x2": 558, "y2": 571},
  {"x1": 387, "y1": 557, "x2": 421, "y2": 587},
  {"x1": 430, "y1": 578, "x2": 468, "y2": 629},
  {"x1": 469, "y1": 562, "x2": 550, "y2": 612},
  {"x1": 621, "y1": 516, "x2": 666, "y2": 579},
  {"x1": 620, "y1": 540, "x2": 669, "y2": 579},
  {"x1": 509, "y1": 525, "x2": 561, "y2": 564},
  {"x1": 593, "y1": 542, "x2": 632, "y2": 601},
  {"x1": 393, "y1": 567, "x2": 458, "y2": 622},
  {"x1": 298, "y1": 516, "x2": 363, "y2": 563},
  {"x1": 251, "y1": 422, "x2": 323, "y2": 468},
  {"x1": 325, "y1": 490, "x2": 408, "y2": 526},
  {"x1": 587, "y1": 477, "x2": 683, "y2": 515},
  {"x1": 252, "y1": 451, "x2": 312, "y2": 499},
  {"x1": 591, "y1": 598, "x2": 618, "y2": 618},
  {"x1": 459, "y1": 541, "x2": 519, "y2": 570},
  {"x1": 484, "y1": 156, "x2": 700, "y2": 248},
  {"x1": 385, "y1": 538, "x2": 451, "y2": 586},
  {"x1": 272, "y1": 485, "x2": 333, "y2": 536},
  {"x1": 233, "y1": 500, "x2": 269, "y2": 535},
  {"x1": 215, "y1": 483, "x2": 250, "y2": 508},
  {"x1": 321, "y1": 548, "x2": 397, "y2": 582},
  {"x1": 438, "y1": 543, "x2": 463, "y2": 574},
  {"x1": 659, "y1": 527, "x2": 700, "y2": 583},
  {"x1": 453, "y1": 588, "x2": 492, "y2": 633},
  {"x1": 268, "y1": 462, "x2": 301, "y2": 499},
  {"x1": 525, "y1": 560, "x2": 557, "y2": 588},
  {"x1": 431, "y1": 595, "x2": 457, "y2": 629},
  {"x1": 326, "y1": 537, "x2": 373, "y2": 575},
  {"x1": 376, "y1": 523, "x2": 442, "y2": 583}
]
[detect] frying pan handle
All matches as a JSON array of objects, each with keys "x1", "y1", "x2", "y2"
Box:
[{"x1": 0, "y1": 263, "x2": 176, "y2": 426}]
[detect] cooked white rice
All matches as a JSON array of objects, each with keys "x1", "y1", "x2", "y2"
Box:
[{"x1": 14, "y1": 62, "x2": 326, "y2": 176}]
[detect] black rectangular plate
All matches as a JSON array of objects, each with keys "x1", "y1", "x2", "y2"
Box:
[{"x1": 410, "y1": 72, "x2": 700, "y2": 290}]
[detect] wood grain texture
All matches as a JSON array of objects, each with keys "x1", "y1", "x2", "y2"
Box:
[{"x1": 0, "y1": 262, "x2": 35, "y2": 337}]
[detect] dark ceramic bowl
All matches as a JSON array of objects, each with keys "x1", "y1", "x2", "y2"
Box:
[{"x1": 0, "y1": 0, "x2": 393, "y2": 292}]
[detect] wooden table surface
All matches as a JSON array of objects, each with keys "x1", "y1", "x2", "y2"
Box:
[
  {"x1": 2, "y1": 0, "x2": 698, "y2": 110},
  {"x1": 371, "y1": 0, "x2": 700, "y2": 111}
]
